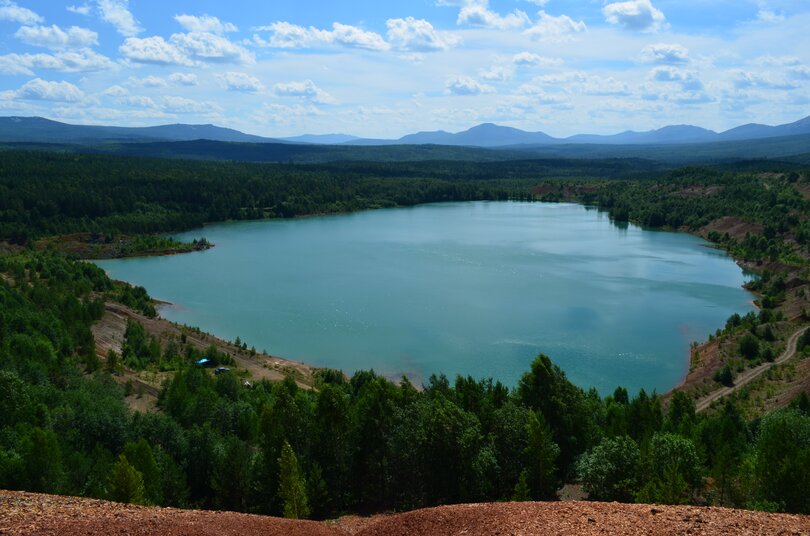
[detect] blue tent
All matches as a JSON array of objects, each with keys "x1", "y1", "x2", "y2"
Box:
[{"x1": 196, "y1": 358, "x2": 210, "y2": 366}]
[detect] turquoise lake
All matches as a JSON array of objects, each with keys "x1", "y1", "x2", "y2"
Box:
[{"x1": 96, "y1": 202, "x2": 755, "y2": 394}]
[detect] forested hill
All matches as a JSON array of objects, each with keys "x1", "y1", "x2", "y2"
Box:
[
  {"x1": 3, "y1": 132, "x2": 810, "y2": 166},
  {"x1": 0, "y1": 150, "x2": 661, "y2": 243},
  {"x1": 0, "y1": 139, "x2": 535, "y2": 164}
]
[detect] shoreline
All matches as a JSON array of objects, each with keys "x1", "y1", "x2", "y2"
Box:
[{"x1": 85, "y1": 200, "x2": 780, "y2": 396}]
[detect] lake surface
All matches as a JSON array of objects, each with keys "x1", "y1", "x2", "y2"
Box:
[{"x1": 96, "y1": 202, "x2": 755, "y2": 394}]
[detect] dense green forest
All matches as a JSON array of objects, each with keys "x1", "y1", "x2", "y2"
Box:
[
  {"x1": 542, "y1": 167, "x2": 810, "y2": 267},
  {"x1": 0, "y1": 149, "x2": 809, "y2": 518},
  {"x1": 0, "y1": 150, "x2": 666, "y2": 244}
]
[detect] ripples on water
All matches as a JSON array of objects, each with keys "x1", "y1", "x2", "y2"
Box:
[{"x1": 96, "y1": 202, "x2": 754, "y2": 394}]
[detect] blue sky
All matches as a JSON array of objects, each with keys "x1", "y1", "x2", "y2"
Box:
[{"x1": 0, "y1": 0, "x2": 808, "y2": 137}]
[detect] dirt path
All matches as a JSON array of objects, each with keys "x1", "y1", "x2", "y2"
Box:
[
  {"x1": 91, "y1": 302, "x2": 318, "y2": 412},
  {"x1": 94, "y1": 302, "x2": 316, "y2": 387},
  {"x1": 695, "y1": 325, "x2": 809, "y2": 413}
]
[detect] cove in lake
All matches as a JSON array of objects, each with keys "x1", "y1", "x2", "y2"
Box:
[{"x1": 96, "y1": 202, "x2": 755, "y2": 394}]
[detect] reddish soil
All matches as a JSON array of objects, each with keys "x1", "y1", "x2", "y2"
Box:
[
  {"x1": 674, "y1": 186, "x2": 721, "y2": 198},
  {"x1": 796, "y1": 182, "x2": 810, "y2": 201},
  {"x1": 700, "y1": 216, "x2": 764, "y2": 242},
  {"x1": 359, "y1": 502, "x2": 810, "y2": 536},
  {"x1": 0, "y1": 491, "x2": 336, "y2": 536},
  {"x1": 2, "y1": 491, "x2": 809, "y2": 536},
  {"x1": 694, "y1": 326, "x2": 808, "y2": 413}
]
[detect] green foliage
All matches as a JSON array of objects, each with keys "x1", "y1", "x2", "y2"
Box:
[
  {"x1": 577, "y1": 436, "x2": 640, "y2": 502},
  {"x1": 19, "y1": 427, "x2": 64, "y2": 494},
  {"x1": 637, "y1": 433, "x2": 702, "y2": 505},
  {"x1": 714, "y1": 364, "x2": 734, "y2": 387},
  {"x1": 0, "y1": 151, "x2": 542, "y2": 240},
  {"x1": 122, "y1": 438, "x2": 161, "y2": 504},
  {"x1": 739, "y1": 334, "x2": 760, "y2": 360},
  {"x1": 116, "y1": 285, "x2": 156, "y2": 318},
  {"x1": 212, "y1": 436, "x2": 254, "y2": 512},
  {"x1": 753, "y1": 410, "x2": 810, "y2": 513},
  {"x1": 512, "y1": 470, "x2": 531, "y2": 502},
  {"x1": 0, "y1": 371, "x2": 30, "y2": 428},
  {"x1": 517, "y1": 354, "x2": 598, "y2": 477},
  {"x1": 665, "y1": 391, "x2": 696, "y2": 437},
  {"x1": 278, "y1": 440, "x2": 310, "y2": 520},
  {"x1": 585, "y1": 169, "x2": 810, "y2": 266},
  {"x1": 109, "y1": 454, "x2": 146, "y2": 505},
  {"x1": 790, "y1": 392, "x2": 810, "y2": 416},
  {"x1": 523, "y1": 411, "x2": 560, "y2": 500},
  {"x1": 696, "y1": 401, "x2": 749, "y2": 506}
]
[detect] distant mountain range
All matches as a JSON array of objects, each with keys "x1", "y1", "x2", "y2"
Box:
[
  {"x1": 347, "y1": 116, "x2": 810, "y2": 147},
  {"x1": 1, "y1": 115, "x2": 809, "y2": 168},
  {"x1": 1, "y1": 115, "x2": 809, "y2": 148},
  {"x1": 0, "y1": 116, "x2": 281, "y2": 144}
]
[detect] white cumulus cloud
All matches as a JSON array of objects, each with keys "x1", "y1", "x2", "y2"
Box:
[
  {"x1": 650, "y1": 66, "x2": 703, "y2": 90},
  {"x1": 97, "y1": 0, "x2": 142, "y2": 37},
  {"x1": 0, "y1": 0, "x2": 42, "y2": 24},
  {"x1": 273, "y1": 80, "x2": 335, "y2": 104},
  {"x1": 13, "y1": 78, "x2": 85, "y2": 102},
  {"x1": 119, "y1": 36, "x2": 191, "y2": 65},
  {"x1": 640, "y1": 43, "x2": 689, "y2": 64},
  {"x1": 479, "y1": 64, "x2": 514, "y2": 82},
  {"x1": 0, "y1": 49, "x2": 113, "y2": 75},
  {"x1": 170, "y1": 32, "x2": 254, "y2": 63},
  {"x1": 457, "y1": 3, "x2": 531, "y2": 30},
  {"x1": 731, "y1": 70, "x2": 799, "y2": 90},
  {"x1": 791, "y1": 66, "x2": 810, "y2": 80},
  {"x1": 123, "y1": 95, "x2": 157, "y2": 108},
  {"x1": 102, "y1": 84, "x2": 128, "y2": 97},
  {"x1": 253, "y1": 21, "x2": 389, "y2": 51},
  {"x1": 386, "y1": 17, "x2": 458, "y2": 52},
  {"x1": 67, "y1": 4, "x2": 91, "y2": 16},
  {"x1": 329, "y1": 22, "x2": 390, "y2": 50},
  {"x1": 126, "y1": 75, "x2": 167, "y2": 88},
  {"x1": 15, "y1": 25, "x2": 98, "y2": 49},
  {"x1": 445, "y1": 75, "x2": 493, "y2": 95},
  {"x1": 757, "y1": 10, "x2": 785, "y2": 23},
  {"x1": 217, "y1": 71, "x2": 264, "y2": 92},
  {"x1": 169, "y1": 72, "x2": 198, "y2": 86},
  {"x1": 525, "y1": 71, "x2": 630, "y2": 96},
  {"x1": 162, "y1": 95, "x2": 221, "y2": 114},
  {"x1": 524, "y1": 11, "x2": 586, "y2": 41},
  {"x1": 512, "y1": 51, "x2": 563, "y2": 67},
  {"x1": 121, "y1": 32, "x2": 253, "y2": 65},
  {"x1": 603, "y1": 0, "x2": 666, "y2": 32},
  {"x1": 175, "y1": 14, "x2": 238, "y2": 34}
]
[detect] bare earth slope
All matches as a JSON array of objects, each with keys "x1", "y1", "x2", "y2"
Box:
[{"x1": 2, "y1": 491, "x2": 809, "y2": 536}]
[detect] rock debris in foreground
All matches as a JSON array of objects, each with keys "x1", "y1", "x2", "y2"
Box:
[{"x1": 1, "y1": 490, "x2": 809, "y2": 535}]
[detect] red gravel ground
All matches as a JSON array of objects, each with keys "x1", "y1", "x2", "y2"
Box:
[{"x1": 2, "y1": 490, "x2": 809, "y2": 536}]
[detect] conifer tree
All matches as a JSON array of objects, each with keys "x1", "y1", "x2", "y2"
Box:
[
  {"x1": 278, "y1": 440, "x2": 310, "y2": 519},
  {"x1": 524, "y1": 411, "x2": 560, "y2": 500},
  {"x1": 109, "y1": 454, "x2": 146, "y2": 505},
  {"x1": 512, "y1": 470, "x2": 531, "y2": 501}
]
